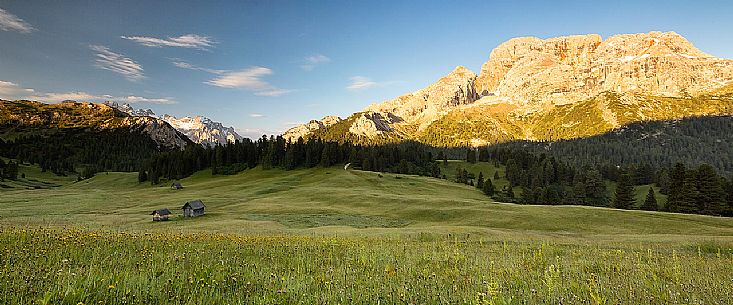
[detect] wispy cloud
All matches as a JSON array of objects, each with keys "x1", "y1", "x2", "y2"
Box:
[
  {"x1": 0, "y1": 8, "x2": 35, "y2": 33},
  {"x1": 122, "y1": 34, "x2": 215, "y2": 50},
  {"x1": 0, "y1": 80, "x2": 35, "y2": 99},
  {"x1": 301, "y1": 54, "x2": 331, "y2": 71},
  {"x1": 235, "y1": 127, "x2": 284, "y2": 140},
  {"x1": 206, "y1": 67, "x2": 291, "y2": 97},
  {"x1": 26, "y1": 92, "x2": 176, "y2": 104},
  {"x1": 0, "y1": 79, "x2": 174, "y2": 104},
  {"x1": 89, "y1": 45, "x2": 145, "y2": 81},
  {"x1": 170, "y1": 58, "x2": 227, "y2": 74},
  {"x1": 347, "y1": 76, "x2": 379, "y2": 91},
  {"x1": 249, "y1": 113, "x2": 265, "y2": 118}
]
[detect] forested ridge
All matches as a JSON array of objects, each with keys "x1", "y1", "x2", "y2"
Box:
[{"x1": 1, "y1": 115, "x2": 732, "y2": 217}]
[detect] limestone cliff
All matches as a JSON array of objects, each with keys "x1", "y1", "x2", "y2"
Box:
[{"x1": 283, "y1": 31, "x2": 733, "y2": 146}]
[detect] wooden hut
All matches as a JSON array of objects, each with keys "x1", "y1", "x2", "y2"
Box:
[
  {"x1": 182, "y1": 200, "x2": 205, "y2": 217},
  {"x1": 150, "y1": 208, "x2": 172, "y2": 221},
  {"x1": 171, "y1": 182, "x2": 183, "y2": 190}
]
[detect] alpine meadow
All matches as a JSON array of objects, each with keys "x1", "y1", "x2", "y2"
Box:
[{"x1": 1, "y1": 1, "x2": 733, "y2": 304}]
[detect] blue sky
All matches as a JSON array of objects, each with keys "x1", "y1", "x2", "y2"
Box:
[{"x1": 1, "y1": 0, "x2": 732, "y2": 138}]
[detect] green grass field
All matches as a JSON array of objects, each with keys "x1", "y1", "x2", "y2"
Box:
[{"x1": 1, "y1": 162, "x2": 732, "y2": 304}]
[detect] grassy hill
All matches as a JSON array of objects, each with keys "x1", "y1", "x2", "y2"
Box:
[
  {"x1": 0, "y1": 162, "x2": 728, "y2": 239},
  {"x1": 2, "y1": 162, "x2": 733, "y2": 304}
]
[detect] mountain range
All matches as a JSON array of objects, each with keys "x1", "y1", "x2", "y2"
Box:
[
  {"x1": 284, "y1": 31, "x2": 733, "y2": 146},
  {"x1": 104, "y1": 102, "x2": 242, "y2": 146}
]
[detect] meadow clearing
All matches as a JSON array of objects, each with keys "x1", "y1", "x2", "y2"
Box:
[{"x1": 1, "y1": 162, "x2": 732, "y2": 304}]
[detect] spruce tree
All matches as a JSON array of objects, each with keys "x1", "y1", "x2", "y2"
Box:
[
  {"x1": 666, "y1": 163, "x2": 687, "y2": 212},
  {"x1": 725, "y1": 176, "x2": 733, "y2": 216},
  {"x1": 679, "y1": 171, "x2": 700, "y2": 214},
  {"x1": 641, "y1": 188, "x2": 658, "y2": 211},
  {"x1": 483, "y1": 178, "x2": 495, "y2": 196},
  {"x1": 3, "y1": 161, "x2": 18, "y2": 180},
  {"x1": 613, "y1": 172, "x2": 635, "y2": 209},
  {"x1": 494, "y1": 171, "x2": 500, "y2": 180},
  {"x1": 505, "y1": 185, "x2": 515, "y2": 198},
  {"x1": 694, "y1": 164, "x2": 726, "y2": 215},
  {"x1": 138, "y1": 170, "x2": 148, "y2": 183},
  {"x1": 476, "y1": 172, "x2": 484, "y2": 189},
  {"x1": 466, "y1": 149, "x2": 477, "y2": 164}
]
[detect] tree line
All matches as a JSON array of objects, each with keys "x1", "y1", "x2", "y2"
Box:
[
  {"x1": 139, "y1": 137, "x2": 441, "y2": 184},
  {"x1": 451, "y1": 147, "x2": 733, "y2": 217}
]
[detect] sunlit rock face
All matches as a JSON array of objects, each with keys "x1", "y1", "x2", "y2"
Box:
[
  {"x1": 283, "y1": 31, "x2": 733, "y2": 146},
  {"x1": 474, "y1": 31, "x2": 733, "y2": 108}
]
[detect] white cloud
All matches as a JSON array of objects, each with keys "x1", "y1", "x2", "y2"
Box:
[
  {"x1": 0, "y1": 80, "x2": 35, "y2": 99},
  {"x1": 89, "y1": 45, "x2": 145, "y2": 81},
  {"x1": 249, "y1": 113, "x2": 265, "y2": 118},
  {"x1": 347, "y1": 76, "x2": 379, "y2": 91},
  {"x1": 301, "y1": 54, "x2": 331, "y2": 71},
  {"x1": 0, "y1": 8, "x2": 35, "y2": 33},
  {"x1": 0, "y1": 80, "x2": 174, "y2": 104},
  {"x1": 236, "y1": 127, "x2": 284, "y2": 140},
  {"x1": 206, "y1": 67, "x2": 291, "y2": 96},
  {"x1": 25, "y1": 92, "x2": 176, "y2": 104},
  {"x1": 122, "y1": 34, "x2": 215, "y2": 50},
  {"x1": 170, "y1": 58, "x2": 227, "y2": 74}
]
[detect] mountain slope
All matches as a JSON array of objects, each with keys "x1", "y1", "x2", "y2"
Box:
[
  {"x1": 0, "y1": 100, "x2": 192, "y2": 149},
  {"x1": 492, "y1": 114, "x2": 733, "y2": 176},
  {"x1": 285, "y1": 31, "x2": 733, "y2": 146}
]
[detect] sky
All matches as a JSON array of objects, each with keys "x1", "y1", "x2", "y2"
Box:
[{"x1": 1, "y1": 0, "x2": 732, "y2": 138}]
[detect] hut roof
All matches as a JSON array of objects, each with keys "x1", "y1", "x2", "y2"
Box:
[
  {"x1": 151, "y1": 208, "x2": 172, "y2": 216},
  {"x1": 182, "y1": 200, "x2": 205, "y2": 210}
]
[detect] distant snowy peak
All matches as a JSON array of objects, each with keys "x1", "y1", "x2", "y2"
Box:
[
  {"x1": 104, "y1": 101, "x2": 155, "y2": 117},
  {"x1": 161, "y1": 114, "x2": 242, "y2": 146},
  {"x1": 104, "y1": 101, "x2": 242, "y2": 146}
]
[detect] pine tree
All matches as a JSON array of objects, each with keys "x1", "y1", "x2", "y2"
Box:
[
  {"x1": 482, "y1": 178, "x2": 495, "y2": 196},
  {"x1": 138, "y1": 169, "x2": 148, "y2": 183},
  {"x1": 476, "y1": 172, "x2": 484, "y2": 189},
  {"x1": 678, "y1": 171, "x2": 700, "y2": 214},
  {"x1": 641, "y1": 188, "x2": 658, "y2": 211},
  {"x1": 505, "y1": 185, "x2": 515, "y2": 198},
  {"x1": 694, "y1": 164, "x2": 726, "y2": 215},
  {"x1": 494, "y1": 171, "x2": 500, "y2": 180},
  {"x1": 584, "y1": 170, "x2": 608, "y2": 206},
  {"x1": 466, "y1": 149, "x2": 477, "y2": 164},
  {"x1": 666, "y1": 163, "x2": 687, "y2": 212},
  {"x1": 3, "y1": 161, "x2": 18, "y2": 180},
  {"x1": 149, "y1": 169, "x2": 160, "y2": 185},
  {"x1": 613, "y1": 172, "x2": 635, "y2": 209},
  {"x1": 725, "y1": 176, "x2": 733, "y2": 216}
]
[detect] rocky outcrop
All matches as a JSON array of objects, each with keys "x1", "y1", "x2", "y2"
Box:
[
  {"x1": 283, "y1": 115, "x2": 343, "y2": 142},
  {"x1": 348, "y1": 112, "x2": 399, "y2": 137},
  {"x1": 364, "y1": 65, "x2": 479, "y2": 131}
]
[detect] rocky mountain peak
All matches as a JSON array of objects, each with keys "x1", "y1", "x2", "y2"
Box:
[
  {"x1": 474, "y1": 31, "x2": 733, "y2": 107},
  {"x1": 104, "y1": 102, "x2": 242, "y2": 146},
  {"x1": 281, "y1": 31, "x2": 733, "y2": 146}
]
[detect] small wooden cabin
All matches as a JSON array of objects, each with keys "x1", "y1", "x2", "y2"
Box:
[
  {"x1": 171, "y1": 182, "x2": 183, "y2": 190},
  {"x1": 150, "y1": 208, "x2": 172, "y2": 221},
  {"x1": 182, "y1": 200, "x2": 205, "y2": 217}
]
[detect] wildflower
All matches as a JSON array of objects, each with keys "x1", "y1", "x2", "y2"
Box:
[{"x1": 108, "y1": 284, "x2": 115, "y2": 289}]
